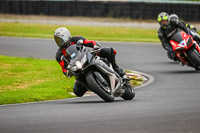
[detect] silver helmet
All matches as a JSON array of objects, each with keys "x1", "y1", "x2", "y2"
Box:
[
  {"x1": 54, "y1": 27, "x2": 71, "y2": 48},
  {"x1": 169, "y1": 14, "x2": 179, "y2": 21}
]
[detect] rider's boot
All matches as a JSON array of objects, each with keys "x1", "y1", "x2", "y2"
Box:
[
  {"x1": 111, "y1": 60, "x2": 126, "y2": 78},
  {"x1": 100, "y1": 47, "x2": 126, "y2": 78}
]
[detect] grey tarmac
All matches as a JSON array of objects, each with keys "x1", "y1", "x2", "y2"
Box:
[{"x1": 0, "y1": 37, "x2": 200, "y2": 133}]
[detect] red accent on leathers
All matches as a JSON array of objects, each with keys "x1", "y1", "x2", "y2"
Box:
[
  {"x1": 83, "y1": 39, "x2": 96, "y2": 47},
  {"x1": 59, "y1": 60, "x2": 67, "y2": 73},
  {"x1": 60, "y1": 49, "x2": 67, "y2": 72},
  {"x1": 62, "y1": 49, "x2": 67, "y2": 56},
  {"x1": 114, "y1": 49, "x2": 117, "y2": 55}
]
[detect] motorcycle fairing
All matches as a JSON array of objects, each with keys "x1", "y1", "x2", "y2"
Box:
[
  {"x1": 66, "y1": 44, "x2": 123, "y2": 94},
  {"x1": 90, "y1": 56, "x2": 122, "y2": 94},
  {"x1": 170, "y1": 31, "x2": 193, "y2": 52}
]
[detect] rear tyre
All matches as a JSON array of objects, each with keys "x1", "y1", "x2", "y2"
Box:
[
  {"x1": 187, "y1": 49, "x2": 200, "y2": 70},
  {"x1": 121, "y1": 84, "x2": 135, "y2": 100},
  {"x1": 86, "y1": 73, "x2": 114, "y2": 102}
]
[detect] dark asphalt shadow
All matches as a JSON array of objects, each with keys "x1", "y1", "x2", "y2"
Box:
[
  {"x1": 66, "y1": 100, "x2": 109, "y2": 104},
  {"x1": 57, "y1": 98, "x2": 135, "y2": 104},
  {"x1": 66, "y1": 100, "x2": 126, "y2": 104},
  {"x1": 160, "y1": 70, "x2": 200, "y2": 74},
  {"x1": 154, "y1": 61, "x2": 179, "y2": 65},
  {"x1": 163, "y1": 61, "x2": 179, "y2": 64}
]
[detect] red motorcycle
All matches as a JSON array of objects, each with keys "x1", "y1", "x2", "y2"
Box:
[{"x1": 170, "y1": 30, "x2": 200, "y2": 70}]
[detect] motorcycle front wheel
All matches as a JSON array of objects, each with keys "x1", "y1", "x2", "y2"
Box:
[
  {"x1": 86, "y1": 73, "x2": 114, "y2": 102},
  {"x1": 187, "y1": 48, "x2": 200, "y2": 70}
]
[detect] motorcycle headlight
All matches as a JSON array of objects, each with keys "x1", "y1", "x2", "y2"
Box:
[
  {"x1": 68, "y1": 59, "x2": 84, "y2": 72},
  {"x1": 75, "y1": 61, "x2": 82, "y2": 69}
]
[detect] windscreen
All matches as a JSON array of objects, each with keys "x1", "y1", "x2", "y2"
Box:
[
  {"x1": 66, "y1": 45, "x2": 78, "y2": 60},
  {"x1": 171, "y1": 31, "x2": 184, "y2": 43}
]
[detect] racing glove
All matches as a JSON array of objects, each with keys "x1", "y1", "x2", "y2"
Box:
[{"x1": 93, "y1": 42, "x2": 101, "y2": 50}]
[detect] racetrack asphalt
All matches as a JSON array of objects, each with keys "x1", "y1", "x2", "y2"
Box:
[{"x1": 0, "y1": 37, "x2": 200, "y2": 133}]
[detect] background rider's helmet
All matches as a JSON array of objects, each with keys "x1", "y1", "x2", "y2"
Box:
[
  {"x1": 169, "y1": 14, "x2": 179, "y2": 21},
  {"x1": 54, "y1": 27, "x2": 71, "y2": 48},
  {"x1": 157, "y1": 12, "x2": 170, "y2": 29}
]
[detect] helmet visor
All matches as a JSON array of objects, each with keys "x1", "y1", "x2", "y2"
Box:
[
  {"x1": 54, "y1": 36, "x2": 64, "y2": 47},
  {"x1": 159, "y1": 20, "x2": 169, "y2": 28},
  {"x1": 160, "y1": 20, "x2": 168, "y2": 25}
]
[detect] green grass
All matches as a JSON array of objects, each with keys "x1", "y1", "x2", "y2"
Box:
[
  {"x1": 0, "y1": 55, "x2": 75, "y2": 105},
  {"x1": 0, "y1": 55, "x2": 142, "y2": 105},
  {"x1": 0, "y1": 22, "x2": 159, "y2": 42}
]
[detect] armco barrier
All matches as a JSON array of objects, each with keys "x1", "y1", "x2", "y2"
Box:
[{"x1": 0, "y1": 0, "x2": 200, "y2": 21}]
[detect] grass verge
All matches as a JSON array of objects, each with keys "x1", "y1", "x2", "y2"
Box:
[
  {"x1": 0, "y1": 55, "x2": 75, "y2": 105},
  {"x1": 0, "y1": 22, "x2": 159, "y2": 42}
]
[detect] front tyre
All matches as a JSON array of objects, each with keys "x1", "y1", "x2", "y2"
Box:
[
  {"x1": 187, "y1": 48, "x2": 200, "y2": 70},
  {"x1": 121, "y1": 84, "x2": 135, "y2": 100},
  {"x1": 86, "y1": 73, "x2": 114, "y2": 102}
]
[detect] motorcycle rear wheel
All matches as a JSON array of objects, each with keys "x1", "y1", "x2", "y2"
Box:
[
  {"x1": 121, "y1": 84, "x2": 135, "y2": 100},
  {"x1": 86, "y1": 73, "x2": 114, "y2": 102}
]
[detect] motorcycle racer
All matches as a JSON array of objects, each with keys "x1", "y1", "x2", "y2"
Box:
[
  {"x1": 54, "y1": 27, "x2": 125, "y2": 97},
  {"x1": 157, "y1": 12, "x2": 200, "y2": 60}
]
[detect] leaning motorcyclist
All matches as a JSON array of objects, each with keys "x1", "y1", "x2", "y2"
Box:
[
  {"x1": 169, "y1": 14, "x2": 199, "y2": 40},
  {"x1": 157, "y1": 12, "x2": 200, "y2": 60},
  {"x1": 170, "y1": 14, "x2": 197, "y2": 31},
  {"x1": 54, "y1": 27, "x2": 125, "y2": 97}
]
